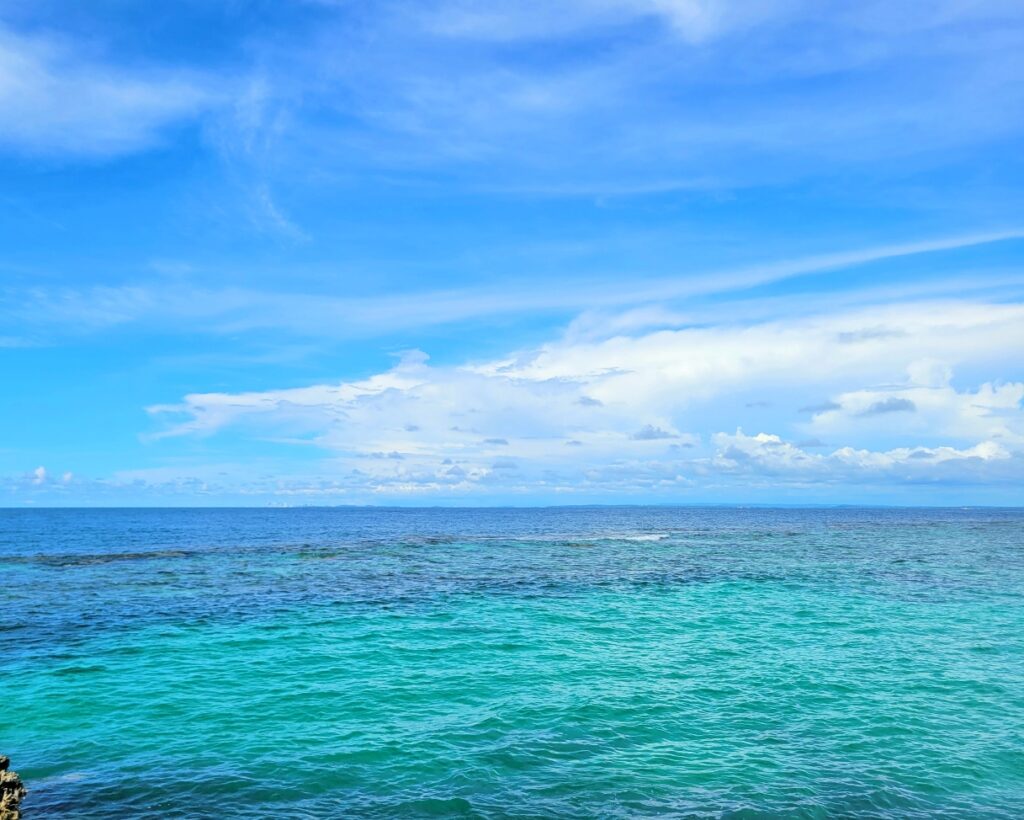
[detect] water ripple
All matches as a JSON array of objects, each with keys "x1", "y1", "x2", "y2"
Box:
[{"x1": 2, "y1": 507, "x2": 1023, "y2": 818}]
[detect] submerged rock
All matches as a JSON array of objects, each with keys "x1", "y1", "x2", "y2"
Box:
[{"x1": 0, "y1": 757, "x2": 27, "y2": 820}]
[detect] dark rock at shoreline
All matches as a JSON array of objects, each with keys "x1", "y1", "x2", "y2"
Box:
[{"x1": 0, "y1": 756, "x2": 27, "y2": 820}]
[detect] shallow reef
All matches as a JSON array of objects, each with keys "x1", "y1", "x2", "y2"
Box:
[{"x1": 0, "y1": 756, "x2": 26, "y2": 820}]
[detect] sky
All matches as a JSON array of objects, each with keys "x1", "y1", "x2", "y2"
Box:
[{"x1": 2, "y1": 0, "x2": 1024, "y2": 506}]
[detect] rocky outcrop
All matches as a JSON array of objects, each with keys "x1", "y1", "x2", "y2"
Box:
[{"x1": 0, "y1": 756, "x2": 26, "y2": 820}]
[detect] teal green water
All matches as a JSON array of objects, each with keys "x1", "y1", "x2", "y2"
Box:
[{"x1": 2, "y1": 508, "x2": 1023, "y2": 817}]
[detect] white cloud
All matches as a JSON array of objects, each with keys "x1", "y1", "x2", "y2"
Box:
[
  {"x1": 0, "y1": 25, "x2": 218, "y2": 156},
  {"x1": 222, "y1": 0, "x2": 1024, "y2": 196},
  {"x1": 147, "y1": 297, "x2": 1024, "y2": 495},
  {"x1": 810, "y1": 380, "x2": 1024, "y2": 444},
  {"x1": 6, "y1": 231, "x2": 1022, "y2": 340},
  {"x1": 422, "y1": 0, "x2": 792, "y2": 43},
  {"x1": 9, "y1": 0, "x2": 1022, "y2": 185},
  {"x1": 711, "y1": 429, "x2": 1016, "y2": 482},
  {"x1": 483, "y1": 300, "x2": 1024, "y2": 413},
  {"x1": 10, "y1": 465, "x2": 76, "y2": 493}
]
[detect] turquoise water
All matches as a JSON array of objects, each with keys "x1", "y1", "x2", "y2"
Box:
[{"x1": 2, "y1": 507, "x2": 1023, "y2": 818}]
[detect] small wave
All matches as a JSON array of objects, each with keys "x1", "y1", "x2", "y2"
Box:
[
  {"x1": 515, "y1": 532, "x2": 673, "y2": 545},
  {"x1": 621, "y1": 533, "x2": 671, "y2": 542}
]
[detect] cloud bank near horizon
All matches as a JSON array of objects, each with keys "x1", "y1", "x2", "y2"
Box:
[{"x1": 100, "y1": 296, "x2": 1021, "y2": 502}]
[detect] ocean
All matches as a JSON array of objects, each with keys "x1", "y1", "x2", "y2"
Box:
[{"x1": 2, "y1": 507, "x2": 1022, "y2": 818}]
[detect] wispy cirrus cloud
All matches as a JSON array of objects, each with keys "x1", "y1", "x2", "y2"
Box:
[
  {"x1": 418, "y1": 0, "x2": 794, "y2": 43},
  {"x1": 5, "y1": 0, "x2": 1024, "y2": 192},
  {"x1": 5, "y1": 231, "x2": 1023, "y2": 340},
  {"x1": 216, "y1": 0, "x2": 1024, "y2": 197},
  {"x1": 0, "y1": 24, "x2": 220, "y2": 157}
]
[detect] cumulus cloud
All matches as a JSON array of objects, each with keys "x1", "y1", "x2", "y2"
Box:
[
  {"x1": 6, "y1": 465, "x2": 75, "y2": 494},
  {"x1": 145, "y1": 297, "x2": 1024, "y2": 496},
  {"x1": 811, "y1": 378, "x2": 1024, "y2": 445},
  {"x1": 709, "y1": 429, "x2": 1018, "y2": 484}
]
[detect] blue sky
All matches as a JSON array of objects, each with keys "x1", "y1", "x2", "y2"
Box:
[{"x1": 3, "y1": 0, "x2": 1024, "y2": 506}]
